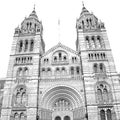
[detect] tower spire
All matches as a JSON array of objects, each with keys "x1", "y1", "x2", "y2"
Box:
[
  {"x1": 82, "y1": 1, "x2": 84, "y2": 7},
  {"x1": 58, "y1": 18, "x2": 61, "y2": 42},
  {"x1": 34, "y1": 4, "x2": 35, "y2": 11}
]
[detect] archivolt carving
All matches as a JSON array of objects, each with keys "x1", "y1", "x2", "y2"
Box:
[{"x1": 40, "y1": 85, "x2": 83, "y2": 110}]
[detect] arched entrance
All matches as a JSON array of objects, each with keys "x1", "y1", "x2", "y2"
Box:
[
  {"x1": 55, "y1": 116, "x2": 61, "y2": 120},
  {"x1": 40, "y1": 86, "x2": 84, "y2": 120},
  {"x1": 64, "y1": 116, "x2": 70, "y2": 120}
]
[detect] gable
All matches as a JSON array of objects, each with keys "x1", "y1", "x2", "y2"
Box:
[{"x1": 41, "y1": 43, "x2": 80, "y2": 66}]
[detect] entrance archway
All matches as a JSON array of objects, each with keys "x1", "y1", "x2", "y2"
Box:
[
  {"x1": 55, "y1": 116, "x2": 61, "y2": 120},
  {"x1": 40, "y1": 86, "x2": 84, "y2": 120},
  {"x1": 64, "y1": 116, "x2": 70, "y2": 120}
]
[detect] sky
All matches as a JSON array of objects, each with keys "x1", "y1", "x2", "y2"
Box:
[{"x1": 0, "y1": 0, "x2": 120, "y2": 78}]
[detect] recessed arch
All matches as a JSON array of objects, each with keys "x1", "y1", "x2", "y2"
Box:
[{"x1": 41, "y1": 85, "x2": 83, "y2": 110}]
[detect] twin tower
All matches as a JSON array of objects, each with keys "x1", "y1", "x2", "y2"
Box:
[{"x1": 0, "y1": 4, "x2": 120, "y2": 120}]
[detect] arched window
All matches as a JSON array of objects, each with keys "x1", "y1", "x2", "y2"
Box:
[
  {"x1": 76, "y1": 66, "x2": 80, "y2": 74},
  {"x1": 89, "y1": 18, "x2": 92, "y2": 26},
  {"x1": 103, "y1": 88, "x2": 109, "y2": 103},
  {"x1": 93, "y1": 63, "x2": 98, "y2": 73},
  {"x1": 54, "y1": 56, "x2": 57, "y2": 62},
  {"x1": 91, "y1": 36, "x2": 96, "y2": 48},
  {"x1": 27, "y1": 22, "x2": 29, "y2": 28},
  {"x1": 86, "y1": 19, "x2": 89, "y2": 27},
  {"x1": 20, "y1": 112, "x2": 25, "y2": 120},
  {"x1": 70, "y1": 67, "x2": 74, "y2": 75},
  {"x1": 14, "y1": 112, "x2": 19, "y2": 120},
  {"x1": 56, "y1": 67, "x2": 60, "y2": 75},
  {"x1": 30, "y1": 22, "x2": 32, "y2": 28},
  {"x1": 42, "y1": 68, "x2": 45, "y2": 75},
  {"x1": 47, "y1": 68, "x2": 52, "y2": 75},
  {"x1": 82, "y1": 20, "x2": 84, "y2": 28},
  {"x1": 30, "y1": 40, "x2": 34, "y2": 51},
  {"x1": 56, "y1": 67, "x2": 60, "y2": 71},
  {"x1": 61, "y1": 67, "x2": 66, "y2": 75},
  {"x1": 15, "y1": 87, "x2": 27, "y2": 106},
  {"x1": 64, "y1": 116, "x2": 70, "y2": 120},
  {"x1": 17, "y1": 67, "x2": 23, "y2": 77},
  {"x1": 23, "y1": 67, "x2": 29, "y2": 76},
  {"x1": 24, "y1": 40, "x2": 28, "y2": 52},
  {"x1": 85, "y1": 36, "x2": 90, "y2": 49},
  {"x1": 91, "y1": 54, "x2": 93, "y2": 59},
  {"x1": 103, "y1": 53, "x2": 106, "y2": 59},
  {"x1": 107, "y1": 109, "x2": 112, "y2": 120},
  {"x1": 100, "y1": 110, "x2": 106, "y2": 120},
  {"x1": 19, "y1": 41, "x2": 23, "y2": 52},
  {"x1": 96, "y1": 83, "x2": 112, "y2": 104},
  {"x1": 97, "y1": 35, "x2": 104, "y2": 48},
  {"x1": 63, "y1": 56, "x2": 67, "y2": 61},
  {"x1": 29, "y1": 57, "x2": 32, "y2": 63},
  {"x1": 88, "y1": 54, "x2": 90, "y2": 59},
  {"x1": 58, "y1": 52, "x2": 62, "y2": 60},
  {"x1": 97, "y1": 89, "x2": 103, "y2": 103},
  {"x1": 99, "y1": 63, "x2": 106, "y2": 73},
  {"x1": 97, "y1": 54, "x2": 100, "y2": 60}
]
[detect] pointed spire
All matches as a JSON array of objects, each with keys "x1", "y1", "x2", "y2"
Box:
[
  {"x1": 34, "y1": 4, "x2": 35, "y2": 11},
  {"x1": 80, "y1": 2, "x2": 90, "y2": 16},
  {"x1": 29, "y1": 4, "x2": 38, "y2": 19},
  {"x1": 58, "y1": 19, "x2": 60, "y2": 39},
  {"x1": 82, "y1": 1, "x2": 84, "y2": 7}
]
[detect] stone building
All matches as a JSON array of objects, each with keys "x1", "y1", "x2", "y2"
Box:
[{"x1": 0, "y1": 4, "x2": 120, "y2": 120}]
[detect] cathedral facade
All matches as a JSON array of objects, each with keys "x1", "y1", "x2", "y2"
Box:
[{"x1": 0, "y1": 4, "x2": 120, "y2": 120}]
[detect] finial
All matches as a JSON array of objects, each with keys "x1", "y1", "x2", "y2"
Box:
[
  {"x1": 33, "y1": 4, "x2": 35, "y2": 11},
  {"x1": 58, "y1": 18, "x2": 61, "y2": 41},
  {"x1": 91, "y1": 11, "x2": 93, "y2": 14},
  {"x1": 58, "y1": 19, "x2": 60, "y2": 26},
  {"x1": 82, "y1": 1, "x2": 84, "y2": 7}
]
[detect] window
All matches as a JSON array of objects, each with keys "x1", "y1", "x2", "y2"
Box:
[
  {"x1": 56, "y1": 67, "x2": 60, "y2": 72},
  {"x1": 59, "y1": 52, "x2": 62, "y2": 60},
  {"x1": 20, "y1": 112, "x2": 25, "y2": 120},
  {"x1": 71, "y1": 67, "x2": 74, "y2": 75},
  {"x1": 54, "y1": 56, "x2": 57, "y2": 61},
  {"x1": 100, "y1": 110, "x2": 106, "y2": 120},
  {"x1": 13, "y1": 112, "x2": 26, "y2": 120},
  {"x1": 61, "y1": 67, "x2": 66, "y2": 75},
  {"x1": 82, "y1": 20, "x2": 84, "y2": 28},
  {"x1": 47, "y1": 68, "x2": 51, "y2": 75},
  {"x1": 14, "y1": 87, "x2": 27, "y2": 106},
  {"x1": 30, "y1": 40, "x2": 34, "y2": 51},
  {"x1": 99, "y1": 63, "x2": 106, "y2": 73},
  {"x1": 91, "y1": 36, "x2": 96, "y2": 48},
  {"x1": 17, "y1": 67, "x2": 22, "y2": 77},
  {"x1": 72, "y1": 57, "x2": 77, "y2": 63},
  {"x1": 19, "y1": 41, "x2": 23, "y2": 52},
  {"x1": 93, "y1": 63, "x2": 98, "y2": 73},
  {"x1": 23, "y1": 67, "x2": 28, "y2": 76},
  {"x1": 24, "y1": 40, "x2": 28, "y2": 52},
  {"x1": 85, "y1": 36, "x2": 90, "y2": 49},
  {"x1": 76, "y1": 67, "x2": 80, "y2": 74},
  {"x1": 97, "y1": 89, "x2": 103, "y2": 103},
  {"x1": 63, "y1": 56, "x2": 67, "y2": 61},
  {"x1": 96, "y1": 83, "x2": 112, "y2": 104},
  {"x1": 107, "y1": 109, "x2": 112, "y2": 120},
  {"x1": 100, "y1": 109, "x2": 112, "y2": 120},
  {"x1": 14, "y1": 112, "x2": 19, "y2": 120}
]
